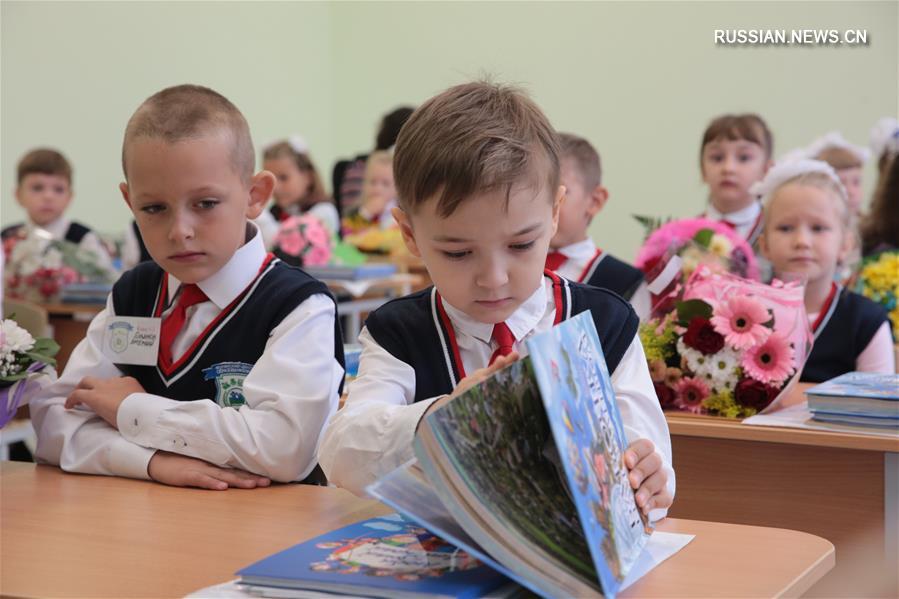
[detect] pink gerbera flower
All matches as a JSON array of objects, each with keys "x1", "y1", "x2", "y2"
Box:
[
  {"x1": 710, "y1": 296, "x2": 771, "y2": 350},
  {"x1": 674, "y1": 377, "x2": 710, "y2": 414},
  {"x1": 741, "y1": 331, "x2": 795, "y2": 386}
]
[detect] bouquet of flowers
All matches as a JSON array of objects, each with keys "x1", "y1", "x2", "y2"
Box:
[
  {"x1": 5, "y1": 233, "x2": 115, "y2": 303},
  {"x1": 1, "y1": 319, "x2": 59, "y2": 428},
  {"x1": 273, "y1": 214, "x2": 333, "y2": 267},
  {"x1": 854, "y1": 250, "x2": 899, "y2": 339},
  {"x1": 640, "y1": 268, "x2": 812, "y2": 418}
]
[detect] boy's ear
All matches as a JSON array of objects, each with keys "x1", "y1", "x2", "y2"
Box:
[
  {"x1": 119, "y1": 182, "x2": 133, "y2": 209},
  {"x1": 550, "y1": 185, "x2": 565, "y2": 237},
  {"x1": 392, "y1": 207, "x2": 421, "y2": 258},
  {"x1": 14, "y1": 185, "x2": 23, "y2": 208},
  {"x1": 246, "y1": 170, "x2": 276, "y2": 219},
  {"x1": 587, "y1": 185, "x2": 609, "y2": 218}
]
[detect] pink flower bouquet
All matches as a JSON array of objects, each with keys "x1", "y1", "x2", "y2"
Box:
[
  {"x1": 635, "y1": 218, "x2": 760, "y2": 319},
  {"x1": 639, "y1": 267, "x2": 812, "y2": 418},
  {"x1": 274, "y1": 214, "x2": 333, "y2": 267}
]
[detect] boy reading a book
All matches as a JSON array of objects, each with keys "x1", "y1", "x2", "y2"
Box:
[
  {"x1": 30, "y1": 84, "x2": 344, "y2": 488},
  {"x1": 320, "y1": 81, "x2": 674, "y2": 519}
]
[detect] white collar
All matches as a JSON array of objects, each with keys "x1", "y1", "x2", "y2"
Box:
[
  {"x1": 28, "y1": 216, "x2": 70, "y2": 240},
  {"x1": 441, "y1": 279, "x2": 549, "y2": 345},
  {"x1": 167, "y1": 223, "x2": 267, "y2": 309},
  {"x1": 705, "y1": 201, "x2": 761, "y2": 226},
  {"x1": 554, "y1": 238, "x2": 598, "y2": 262}
]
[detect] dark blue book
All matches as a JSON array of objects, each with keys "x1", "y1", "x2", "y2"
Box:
[{"x1": 236, "y1": 513, "x2": 513, "y2": 598}]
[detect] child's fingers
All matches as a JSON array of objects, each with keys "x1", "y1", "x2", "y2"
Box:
[
  {"x1": 207, "y1": 466, "x2": 269, "y2": 489},
  {"x1": 64, "y1": 390, "x2": 89, "y2": 409},
  {"x1": 75, "y1": 376, "x2": 99, "y2": 390},
  {"x1": 624, "y1": 438, "x2": 655, "y2": 469},
  {"x1": 189, "y1": 472, "x2": 229, "y2": 491},
  {"x1": 635, "y1": 469, "x2": 668, "y2": 509},
  {"x1": 628, "y1": 450, "x2": 662, "y2": 489}
]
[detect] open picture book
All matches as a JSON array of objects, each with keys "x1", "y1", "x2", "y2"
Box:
[{"x1": 369, "y1": 311, "x2": 651, "y2": 598}]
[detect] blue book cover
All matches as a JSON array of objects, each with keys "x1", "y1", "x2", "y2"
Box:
[
  {"x1": 807, "y1": 372, "x2": 899, "y2": 401},
  {"x1": 411, "y1": 311, "x2": 649, "y2": 598},
  {"x1": 237, "y1": 513, "x2": 509, "y2": 599},
  {"x1": 303, "y1": 263, "x2": 398, "y2": 280}
]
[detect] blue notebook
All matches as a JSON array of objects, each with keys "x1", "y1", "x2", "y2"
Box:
[
  {"x1": 236, "y1": 514, "x2": 511, "y2": 598},
  {"x1": 806, "y1": 372, "x2": 899, "y2": 418}
]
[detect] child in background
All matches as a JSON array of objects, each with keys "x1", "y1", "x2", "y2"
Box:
[
  {"x1": 756, "y1": 159, "x2": 894, "y2": 382},
  {"x1": 341, "y1": 151, "x2": 398, "y2": 237},
  {"x1": 321, "y1": 82, "x2": 674, "y2": 521},
  {"x1": 262, "y1": 138, "x2": 339, "y2": 237},
  {"x1": 546, "y1": 133, "x2": 650, "y2": 320},
  {"x1": 3, "y1": 148, "x2": 114, "y2": 274},
  {"x1": 860, "y1": 152, "x2": 899, "y2": 256},
  {"x1": 30, "y1": 84, "x2": 344, "y2": 488},
  {"x1": 870, "y1": 117, "x2": 899, "y2": 175},
  {"x1": 700, "y1": 114, "x2": 773, "y2": 247},
  {"x1": 806, "y1": 133, "x2": 869, "y2": 217}
]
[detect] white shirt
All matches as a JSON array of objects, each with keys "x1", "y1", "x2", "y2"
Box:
[
  {"x1": 30, "y1": 226, "x2": 344, "y2": 482},
  {"x1": 553, "y1": 238, "x2": 651, "y2": 321},
  {"x1": 319, "y1": 278, "x2": 675, "y2": 520},
  {"x1": 27, "y1": 216, "x2": 117, "y2": 277},
  {"x1": 704, "y1": 201, "x2": 763, "y2": 242}
]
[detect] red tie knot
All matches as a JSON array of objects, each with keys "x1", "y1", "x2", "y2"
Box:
[
  {"x1": 545, "y1": 251, "x2": 567, "y2": 271},
  {"x1": 489, "y1": 322, "x2": 516, "y2": 366}
]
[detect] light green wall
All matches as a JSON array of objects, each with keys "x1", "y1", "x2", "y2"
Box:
[{"x1": 3, "y1": 1, "x2": 896, "y2": 261}]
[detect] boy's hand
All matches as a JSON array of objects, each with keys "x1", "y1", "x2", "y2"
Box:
[
  {"x1": 426, "y1": 352, "x2": 520, "y2": 415},
  {"x1": 148, "y1": 451, "x2": 272, "y2": 490},
  {"x1": 64, "y1": 376, "x2": 145, "y2": 429},
  {"x1": 625, "y1": 438, "x2": 672, "y2": 515}
]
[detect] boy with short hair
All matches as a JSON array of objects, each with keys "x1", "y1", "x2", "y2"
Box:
[
  {"x1": 546, "y1": 133, "x2": 650, "y2": 320},
  {"x1": 31, "y1": 84, "x2": 344, "y2": 488},
  {"x1": 3, "y1": 148, "x2": 114, "y2": 273},
  {"x1": 320, "y1": 82, "x2": 674, "y2": 519}
]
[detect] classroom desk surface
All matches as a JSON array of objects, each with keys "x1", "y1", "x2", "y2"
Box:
[
  {"x1": 666, "y1": 411, "x2": 898, "y2": 597},
  {"x1": 0, "y1": 462, "x2": 834, "y2": 598}
]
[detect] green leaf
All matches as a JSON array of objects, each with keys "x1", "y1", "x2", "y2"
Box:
[
  {"x1": 676, "y1": 299, "x2": 713, "y2": 323},
  {"x1": 692, "y1": 229, "x2": 713, "y2": 248},
  {"x1": 31, "y1": 338, "x2": 60, "y2": 358},
  {"x1": 21, "y1": 352, "x2": 56, "y2": 368}
]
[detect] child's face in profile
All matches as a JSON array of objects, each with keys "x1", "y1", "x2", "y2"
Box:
[
  {"x1": 265, "y1": 156, "x2": 312, "y2": 209},
  {"x1": 362, "y1": 162, "x2": 396, "y2": 217},
  {"x1": 120, "y1": 130, "x2": 271, "y2": 284},
  {"x1": 395, "y1": 182, "x2": 563, "y2": 324},
  {"x1": 16, "y1": 173, "x2": 72, "y2": 227},
  {"x1": 760, "y1": 183, "x2": 848, "y2": 288},
  {"x1": 701, "y1": 138, "x2": 769, "y2": 213},
  {"x1": 836, "y1": 166, "x2": 863, "y2": 216},
  {"x1": 552, "y1": 158, "x2": 605, "y2": 248}
]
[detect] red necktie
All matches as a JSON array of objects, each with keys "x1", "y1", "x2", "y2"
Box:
[
  {"x1": 721, "y1": 220, "x2": 737, "y2": 230},
  {"x1": 545, "y1": 251, "x2": 567, "y2": 271},
  {"x1": 159, "y1": 284, "x2": 208, "y2": 369},
  {"x1": 489, "y1": 322, "x2": 516, "y2": 366}
]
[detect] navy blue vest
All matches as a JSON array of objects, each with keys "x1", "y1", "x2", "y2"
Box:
[
  {"x1": 2, "y1": 221, "x2": 90, "y2": 244},
  {"x1": 365, "y1": 273, "x2": 639, "y2": 403},
  {"x1": 801, "y1": 288, "x2": 890, "y2": 383},
  {"x1": 111, "y1": 257, "x2": 344, "y2": 401},
  {"x1": 581, "y1": 253, "x2": 645, "y2": 301}
]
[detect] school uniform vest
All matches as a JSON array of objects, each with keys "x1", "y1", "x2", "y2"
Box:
[
  {"x1": 800, "y1": 288, "x2": 890, "y2": 383},
  {"x1": 581, "y1": 253, "x2": 645, "y2": 301},
  {"x1": 111, "y1": 257, "x2": 344, "y2": 399},
  {"x1": 1, "y1": 221, "x2": 91, "y2": 244},
  {"x1": 365, "y1": 272, "x2": 639, "y2": 403}
]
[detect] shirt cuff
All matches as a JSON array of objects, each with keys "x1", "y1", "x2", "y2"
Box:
[
  {"x1": 103, "y1": 435, "x2": 157, "y2": 480},
  {"x1": 117, "y1": 392, "x2": 185, "y2": 450}
]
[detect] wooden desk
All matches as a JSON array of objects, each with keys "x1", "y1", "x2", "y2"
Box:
[
  {"x1": 667, "y1": 412, "x2": 898, "y2": 597},
  {"x1": 0, "y1": 463, "x2": 833, "y2": 598},
  {"x1": 42, "y1": 302, "x2": 103, "y2": 372}
]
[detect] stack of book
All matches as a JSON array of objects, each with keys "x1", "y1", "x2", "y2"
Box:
[
  {"x1": 805, "y1": 372, "x2": 899, "y2": 431},
  {"x1": 59, "y1": 283, "x2": 112, "y2": 304}
]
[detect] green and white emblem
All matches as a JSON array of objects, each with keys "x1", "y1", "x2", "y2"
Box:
[{"x1": 202, "y1": 362, "x2": 253, "y2": 407}]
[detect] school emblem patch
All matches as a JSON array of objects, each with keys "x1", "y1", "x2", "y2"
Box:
[
  {"x1": 202, "y1": 362, "x2": 253, "y2": 407},
  {"x1": 108, "y1": 321, "x2": 133, "y2": 354}
]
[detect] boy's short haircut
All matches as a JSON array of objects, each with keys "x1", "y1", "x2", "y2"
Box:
[
  {"x1": 559, "y1": 133, "x2": 602, "y2": 189},
  {"x1": 816, "y1": 146, "x2": 863, "y2": 170},
  {"x1": 700, "y1": 113, "x2": 774, "y2": 163},
  {"x1": 393, "y1": 81, "x2": 560, "y2": 217},
  {"x1": 17, "y1": 148, "x2": 72, "y2": 185},
  {"x1": 122, "y1": 84, "x2": 254, "y2": 182}
]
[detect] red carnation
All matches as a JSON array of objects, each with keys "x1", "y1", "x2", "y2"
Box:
[
  {"x1": 683, "y1": 317, "x2": 725, "y2": 355},
  {"x1": 653, "y1": 382, "x2": 677, "y2": 409},
  {"x1": 734, "y1": 378, "x2": 779, "y2": 411}
]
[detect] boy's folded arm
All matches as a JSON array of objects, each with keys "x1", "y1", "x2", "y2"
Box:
[
  {"x1": 30, "y1": 297, "x2": 156, "y2": 479},
  {"x1": 115, "y1": 293, "x2": 343, "y2": 483},
  {"x1": 319, "y1": 326, "x2": 435, "y2": 496},
  {"x1": 610, "y1": 333, "x2": 676, "y2": 519}
]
